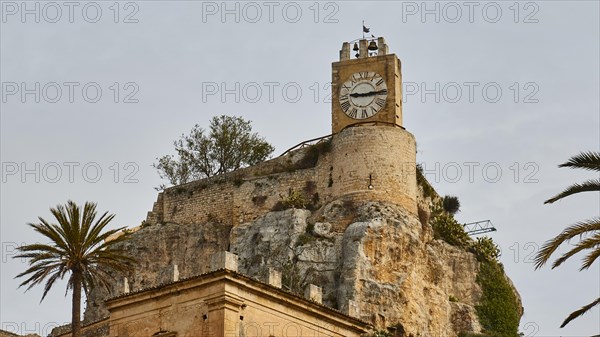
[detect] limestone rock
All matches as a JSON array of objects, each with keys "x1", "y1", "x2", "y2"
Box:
[
  {"x1": 81, "y1": 201, "x2": 518, "y2": 337},
  {"x1": 83, "y1": 221, "x2": 231, "y2": 323},
  {"x1": 313, "y1": 222, "x2": 334, "y2": 238},
  {"x1": 226, "y1": 201, "x2": 494, "y2": 336}
]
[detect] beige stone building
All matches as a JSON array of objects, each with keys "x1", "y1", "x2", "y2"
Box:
[
  {"x1": 57, "y1": 252, "x2": 369, "y2": 337},
  {"x1": 108, "y1": 255, "x2": 368, "y2": 337}
]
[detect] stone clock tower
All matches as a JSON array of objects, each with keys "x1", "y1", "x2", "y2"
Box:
[
  {"x1": 332, "y1": 37, "x2": 403, "y2": 133},
  {"x1": 328, "y1": 37, "x2": 417, "y2": 215}
]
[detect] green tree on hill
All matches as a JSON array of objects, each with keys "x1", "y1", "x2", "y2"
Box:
[{"x1": 154, "y1": 115, "x2": 274, "y2": 189}]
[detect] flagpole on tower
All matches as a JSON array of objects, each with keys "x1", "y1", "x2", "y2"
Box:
[{"x1": 362, "y1": 22, "x2": 370, "y2": 39}]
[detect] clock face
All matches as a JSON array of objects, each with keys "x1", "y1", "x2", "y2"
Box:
[{"x1": 339, "y1": 71, "x2": 388, "y2": 119}]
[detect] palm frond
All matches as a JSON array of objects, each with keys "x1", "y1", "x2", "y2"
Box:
[
  {"x1": 89, "y1": 230, "x2": 131, "y2": 253},
  {"x1": 83, "y1": 266, "x2": 124, "y2": 295},
  {"x1": 16, "y1": 242, "x2": 63, "y2": 253},
  {"x1": 82, "y1": 212, "x2": 115, "y2": 252},
  {"x1": 560, "y1": 297, "x2": 600, "y2": 328},
  {"x1": 581, "y1": 246, "x2": 600, "y2": 270},
  {"x1": 19, "y1": 252, "x2": 62, "y2": 266},
  {"x1": 28, "y1": 220, "x2": 70, "y2": 253},
  {"x1": 558, "y1": 151, "x2": 600, "y2": 172},
  {"x1": 16, "y1": 261, "x2": 64, "y2": 291},
  {"x1": 544, "y1": 179, "x2": 600, "y2": 204},
  {"x1": 551, "y1": 233, "x2": 600, "y2": 269},
  {"x1": 77, "y1": 203, "x2": 95, "y2": 252},
  {"x1": 41, "y1": 266, "x2": 68, "y2": 301},
  {"x1": 534, "y1": 218, "x2": 600, "y2": 269},
  {"x1": 541, "y1": 151, "x2": 600, "y2": 328}
]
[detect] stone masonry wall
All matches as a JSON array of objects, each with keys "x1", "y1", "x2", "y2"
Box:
[
  {"x1": 145, "y1": 147, "x2": 324, "y2": 227},
  {"x1": 145, "y1": 125, "x2": 418, "y2": 227}
]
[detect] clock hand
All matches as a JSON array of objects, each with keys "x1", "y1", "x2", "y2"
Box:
[
  {"x1": 349, "y1": 92, "x2": 371, "y2": 98},
  {"x1": 349, "y1": 89, "x2": 388, "y2": 98}
]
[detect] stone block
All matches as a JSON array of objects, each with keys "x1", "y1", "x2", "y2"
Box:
[
  {"x1": 173, "y1": 264, "x2": 179, "y2": 282},
  {"x1": 346, "y1": 300, "x2": 360, "y2": 318},
  {"x1": 210, "y1": 251, "x2": 238, "y2": 272},
  {"x1": 267, "y1": 268, "x2": 282, "y2": 288},
  {"x1": 304, "y1": 284, "x2": 322, "y2": 304}
]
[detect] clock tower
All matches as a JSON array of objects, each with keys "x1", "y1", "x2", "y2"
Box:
[
  {"x1": 327, "y1": 37, "x2": 417, "y2": 215},
  {"x1": 332, "y1": 37, "x2": 403, "y2": 134}
]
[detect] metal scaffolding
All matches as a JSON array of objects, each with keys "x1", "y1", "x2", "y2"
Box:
[{"x1": 463, "y1": 220, "x2": 496, "y2": 236}]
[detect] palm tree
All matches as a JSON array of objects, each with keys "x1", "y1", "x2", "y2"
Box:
[
  {"x1": 15, "y1": 201, "x2": 134, "y2": 337},
  {"x1": 534, "y1": 151, "x2": 600, "y2": 328}
]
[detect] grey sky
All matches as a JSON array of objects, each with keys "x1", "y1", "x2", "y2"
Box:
[{"x1": 1, "y1": 1, "x2": 599, "y2": 336}]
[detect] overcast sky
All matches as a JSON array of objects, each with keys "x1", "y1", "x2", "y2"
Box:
[{"x1": 1, "y1": 1, "x2": 599, "y2": 336}]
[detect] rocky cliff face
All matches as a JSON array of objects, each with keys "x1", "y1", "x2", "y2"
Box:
[
  {"x1": 230, "y1": 200, "x2": 485, "y2": 336},
  {"x1": 84, "y1": 199, "x2": 518, "y2": 337},
  {"x1": 84, "y1": 221, "x2": 232, "y2": 322}
]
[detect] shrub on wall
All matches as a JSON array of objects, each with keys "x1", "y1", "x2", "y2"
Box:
[
  {"x1": 430, "y1": 211, "x2": 470, "y2": 248},
  {"x1": 442, "y1": 195, "x2": 461, "y2": 215},
  {"x1": 295, "y1": 139, "x2": 332, "y2": 170},
  {"x1": 271, "y1": 187, "x2": 322, "y2": 212},
  {"x1": 272, "y1": 189, "x2": 307, "y2": 211},
  {"x1": 470, "y1": 237, "x2": 501, "y2": 261}
]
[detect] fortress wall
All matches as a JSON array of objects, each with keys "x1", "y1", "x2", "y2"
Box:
[
  {"x1": 232, "y1": 168, "x2": 322, "y2": 225},
  {"x1": 145, "y1": 125, "x2": 419, "y2": 227},
  {"x1": 145, "y1": 145, "x2": 329, "y2": 226}
]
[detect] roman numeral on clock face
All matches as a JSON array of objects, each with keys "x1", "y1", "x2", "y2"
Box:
[
  {"x1": 361, "y1": 109, "x2": 369, "y2": 118},
  {"x1": 375, "y1": 78, "x2": 384, "y2": 86},
  {"x1": 340, "y1": 100, "x2": 351, "y2": 112},
  {"x1": 348, "y1": 108, "x2": 358, "y2": 118},
  {"x1": 353, "y1": 71, "x2": 373, "y2": 81},
  {"x1": 375, "y1": 98, "x2": 386, "y2": 107}
]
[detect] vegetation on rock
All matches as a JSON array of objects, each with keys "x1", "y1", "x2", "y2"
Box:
[
  {"x1": 272, "y1": 187, "x2": 320, "y2": 211},
  {"x1": 416, "y1": 164, "x2": 436, "y2": 198},
  {"x1": 472, "y1": 260, "x2": 521, "y2": 337},
  {"x1": 430, "y1": 207, "x2": 470, "y2": 248},
  {"x1": 429, "y1": 202, "x2": 520, "y2": 337},
  {"x1": 294, "y1": 139, "x2": 332, "y2": 170},
  {"x1": 442, "y1": 195, "x2": 461, "y2": 215},
  {"x1": 470, "y1": 237, "x2": 501, "y2": 262}
]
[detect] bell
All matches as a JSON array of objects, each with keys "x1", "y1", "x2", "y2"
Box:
[
  {"x1": 368, "y1": 40, "x2": 378, "y2": 51},
  {"x1": 353, "y1": 43, "x2": 359, "y2": 51},
  {"x1": 355, "y1": 53, "x2": 360, "y2": 58}
]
